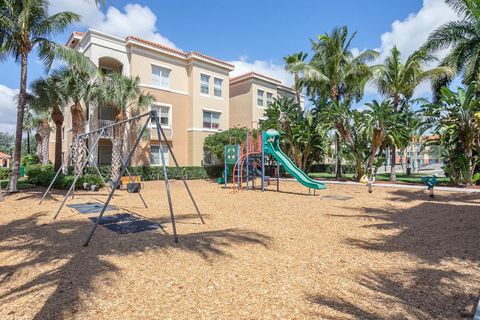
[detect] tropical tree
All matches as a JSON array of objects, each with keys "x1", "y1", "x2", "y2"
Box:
[
  {"x1": 284, "y1": 52, "x2": 308, "y2": 109},
  {"x1": 100, "y1": 73, "x2": 154, "y2": 181},
  {"x1": 372, "y1": 46, "x2": 453, "y2": 181},
  {"x1": 423, "y1": 0, "x2": 480, "y2": 87},
  {"x1": 203, "y1": 127, "x2": 250, "y2": 164},
  {"x1": 52, "y1": 66, "x2": 100, "y2": 174},
  {"x1": 22, "y1": 108, "x2": 36, "y2": 155},
  {"x1": 0, "y1": 0, "x2": 97, "y2": 191},
  {"x1": 30, "y1": 76, "x2": 66, "y2": 170},
  {"x1": 22, "y1": 104, "x2": 51, "y2": 164},
  {"x1": 422, "y1": 82, "x2": 480, "y2": 185},
  {"x1": 361, "y1": 100, "x2": 409, "y2": 176},
  {"x1": 306, "y1": 26, "x2": 379, "y2": 179}
]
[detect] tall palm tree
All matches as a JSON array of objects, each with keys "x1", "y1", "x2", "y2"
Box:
[
  {"x1": 22, "y1": 108, "x2": 36, "y2": 155},
  {"x1": 30, "y1": 76, "x2": 66, "y2": 170},
  {"x1": 362, "y1": 99, "x2": 408, "y2": 176},
  {"x1": 372, "y1": 46, "x2": 453, "y2": 181},
  {"x1": 0, "y1": 0, "x2": 91, "y2": 191},
  {"x1": 284, "y1": 52, "x2": 308, "y2": 109},
  {"x1": 52, "y1": 66, "x2": 101, "y2": 174},
  {"x1": 306, "y1": 26, "x2": 378, "y2": 179},
  {"x1": 423, "y1": 0, "x2": 480, "y2": 87},
  {"x1": 101, "y1": 73, "x2": 154, "y2": 181}
]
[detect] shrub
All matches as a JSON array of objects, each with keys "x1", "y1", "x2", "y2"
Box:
[
  {"x1": 309, "y1": 164, "x2": 356, "y2": 174},
  {"x1": 472, "y1": 172, "x2": 480, "y2": 185},
  {"x1": 0, "y1": 167, "x2": 11, "y2": 180},
  {"x1": 21, "y1": 154, "x2": 40, "y2": 166},
  {"x1": 26, "y1": 164, "x2": 54, "y2": 184}
]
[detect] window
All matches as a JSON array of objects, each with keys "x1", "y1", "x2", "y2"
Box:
[
  {"x1": 151, "y1": 105, "x2": 171, "y2": 127},
  {"x1": 257, "y1": 89, "x2": 264, "y2": 107},
  {"x1": 152, "y1": 65, "x2": 170, "y2": 88},
  {"x1": 214, "y1": 77, "x2": 223, "y2": 97},
  {"x1": 203, "y1": 111, "x2": 220, "y2": 129},
  {"x1": 266, "y1": 92, "x2": 273, "y2": 105},
  {"x1": 150, "y1": 144, "x2": 169, "y2": 166},
  {"x1": 201, "y1": 74, "x2": 210, "y2": 95}
]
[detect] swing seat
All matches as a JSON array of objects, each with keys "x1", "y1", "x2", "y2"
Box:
[
  {"x1": 126, "y1": 182, "x2": 141, "y2": 193},
  {"x1": 421, "y1": 176, "x2": 437, "y2": 189}
]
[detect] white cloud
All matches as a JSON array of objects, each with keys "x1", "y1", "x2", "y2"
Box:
[
  {"x1": 378, "y1": 0, "x2": 457, "y2": 61},
  {"x1": 0, "y1": 85, "x2": 19, "y2": 134},
  {"x1": 49, "y1": 1, "x2": 177, "y2": 48},
  {"x1": 229, "y1": 56, "x2": 293, "y2": 87}
]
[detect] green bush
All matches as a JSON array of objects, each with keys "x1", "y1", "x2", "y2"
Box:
[
  {"x1": 309, "y1": 164, "x2": 356, "y2": 174},
  {"x1": 26, "y1": 164, "x2": 54, "y2": 184},
  {"x1": 21, "y1": 154, "x2": 40, "y2": 166},
  {"x1": 0, "y1": 167, "x2": 11, "y2": 180},
  {"x1": 472, "y1": 172, "x2": 480, "y2": 185}
]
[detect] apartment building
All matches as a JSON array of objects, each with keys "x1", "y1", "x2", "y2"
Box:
[
  {"x1": 51, "y1": 29, "x2": 234, "y2": 166},
  {"x1": 229, "y1": 72, "x2": 304, "y2": 128}
]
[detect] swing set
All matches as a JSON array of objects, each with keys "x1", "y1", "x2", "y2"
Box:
[{"x1": 40, "y1": 110, "x2": 204, "y2": 246}]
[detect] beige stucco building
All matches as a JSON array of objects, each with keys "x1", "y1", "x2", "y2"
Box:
[
  {"x1": 229, "y1": 72, "x2": 304, "y2": 128},
  {"x1": 51, "y1": 29, "x2": 234, "y2": 166}
]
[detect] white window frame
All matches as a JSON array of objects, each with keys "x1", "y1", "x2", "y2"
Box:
[
  {"x1": 151, "y1": 64, "x2": 171, "y2": 89},
  {"x1": 150, "y1": 144, "x2": 170, "y2": 166},
  {"x1": 150, "y1": 103, "x2": 172, "y2": 129},
  {"x1": 213, "y1": 77, "x2": 223, "y2": 98},
  {"x1": 257, "y1": 89, "x2": 264, "y2": 107},
  {"x1": 203, "y1": 110, "x2": 221, "y2": 130},
  {"x1": 200, "y1": 73, "x2": 210, "y2": 95}
]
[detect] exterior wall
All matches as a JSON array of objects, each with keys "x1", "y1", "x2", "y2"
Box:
[
  {"x1": 49, "y1": 29, "x2": 233, "y2": 168},
  {"x1": 250, "y1": 80, "x2": 277, "y2": 126},
  {"x1": 229, "y1": 81, "x2": 253, "y2": 128}
]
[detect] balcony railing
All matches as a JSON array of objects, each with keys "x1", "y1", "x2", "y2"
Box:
[{"x1": 98, "y1": 120, "x2": 114, "y2": 138}]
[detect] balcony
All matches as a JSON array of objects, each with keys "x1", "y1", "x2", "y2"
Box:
[{"x1": 98, "y1": 120, "x2": 114, "y2": 138}]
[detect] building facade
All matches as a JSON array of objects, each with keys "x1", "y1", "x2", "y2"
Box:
[
  {"x1": 51, "y1": 29, "x2": 234, "y2": 167},
  {"x1": 229, "y1": 72, "x2": 304, "y2": 128}
]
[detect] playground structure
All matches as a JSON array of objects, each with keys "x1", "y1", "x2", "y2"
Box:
[
  {"x1": 220, "y1": 128, "x2": 326, "y2": 193},
  {"x1": 422, "y1": 175, "x2": 437, "y2": 198},
  {"x1": 360, "y1": 175, "x2": 375, "y2": 193},
  {"x1": 40, "y1": 110, "x2": 204, "y2": 246}
]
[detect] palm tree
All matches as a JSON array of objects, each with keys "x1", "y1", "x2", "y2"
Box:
[
  {"x1": 22, "y1": 106, "x2": 51, "y2": 164},
  {"x1": 53, "y1": 66, "x2": 101, "y2": 174},
  {"x1": 30, "y1": 77, "x2": 66, "y2": 170},
  {"x1": 22, "y1": 109, "x2": 36, "y2": 155},
  {"x1": 423, "y1": 0, "x2": 480, "y2": 86},
  {"x1": 372, "y1": 46, "x2": 453, "y2": 181},
  {"x1": 0, "y1": 0, "x2": 86, "y2": 191},
  {"x1": 306, "y1": 26, "x2": 378, "y2": 179},
  {"x1": 101, "y1": 73, "x2": 154, "y2": 181},
  {"x1": 284, "y1": 52, "x2": 308, "y2": 109},
  {"x1": 362, "y1": 100, "x2": 408, "y2": 176}
]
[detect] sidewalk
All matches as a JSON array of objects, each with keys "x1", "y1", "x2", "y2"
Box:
[{"x1": 282, "y1": 178, "x2": 480, "y2": 193}]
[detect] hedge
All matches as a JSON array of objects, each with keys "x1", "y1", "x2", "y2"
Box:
[
  {"x1": 0, "y1": 167, "x2": 11, "y2": 180},
  {"x1": 309, "y1": 164, "x2": 356, "y2": 174}
]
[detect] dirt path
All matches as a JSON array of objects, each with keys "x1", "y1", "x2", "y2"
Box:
[{"x1": 0, "y1": 180, "x2": 479, "y2": 319}]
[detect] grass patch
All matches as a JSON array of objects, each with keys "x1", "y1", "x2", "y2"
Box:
[
  {"x1": 0, "y1": 179, "x2": 36, "y2": 190},
  {"x1": 308, "y1": 172, "x2": 449, "y2": 185}
]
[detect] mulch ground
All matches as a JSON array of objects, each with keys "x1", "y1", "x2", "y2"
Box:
[{"x1": 0, "y1": 180, "x2": 479, "y2": 319}]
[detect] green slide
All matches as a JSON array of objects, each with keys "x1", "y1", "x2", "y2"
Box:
[{"x1": 264, "y1": 129, "x2": 326, "y2": 190}]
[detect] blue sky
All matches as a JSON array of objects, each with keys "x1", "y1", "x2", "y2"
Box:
[{"x1": 0, "y1": 0, "x2": 459, "y2": 132}]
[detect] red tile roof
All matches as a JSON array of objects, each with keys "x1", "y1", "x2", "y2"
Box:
[
  {"x1": 0, "y1": 151, "x2": 11, "y2": 159},
  {"x1": 126, "y1": 36, "x2": 234, "y2": 68},
  {"x1": 66, "y1": 31, "x2": 234, "y2": 69}
]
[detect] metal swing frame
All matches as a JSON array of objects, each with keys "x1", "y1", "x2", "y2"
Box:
[{"x1": 41, "y1": 110, "x2": 204, "y2": 246}]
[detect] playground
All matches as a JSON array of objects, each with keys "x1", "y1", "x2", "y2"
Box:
[{"x1": 1, "y1": 179, "x2": 479, "y2": 319}]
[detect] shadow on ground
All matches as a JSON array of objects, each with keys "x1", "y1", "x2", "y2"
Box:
[
  {"x1": 0, "y1": 208, "x2": 270, "y2": 319},
  {"x1": 309, "y1": 190, "x2": 480, "y2": 319}
]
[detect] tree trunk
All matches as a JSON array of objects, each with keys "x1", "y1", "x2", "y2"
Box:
[
  {"x1": 390, "y1": 98, "x2": 399, "y2": 182},
  {"x1": 35, "y1": 133, "x2": 42, "y2": 160},
  {"x1": 38, "y1": 121, "x2": 50, "y2": 165},
  {"x1": 27, "y1": 130, "x2": 31, "y2": 154},
  {"x1": 71, "y1": 102, "x2": 85, "y2": 175},
  {"x1": 9, "y1": 53, "x2": 28, "y2": 192},
  {"x1": 111, "y1": 112, "x2": 127, "y2": 181},
  {"x1": 52, "y1": 107, "x2": 64, "y2": 171},
  {"x1": 335, "y1": 132, "x2": 342, "y2": 180}
]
